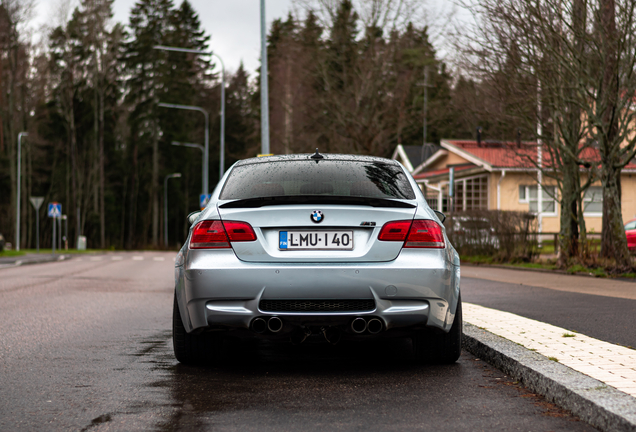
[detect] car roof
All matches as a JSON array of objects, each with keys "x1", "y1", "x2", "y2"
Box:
[{"x1": 234, "y1": 153, "x2": 400, "y2": 167}]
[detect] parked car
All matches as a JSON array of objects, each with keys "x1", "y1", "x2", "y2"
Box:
[
  {"x1": 625, "y1": 219, "x2": 636, "y2": 252},
  {"x1": 0, "y1": 233, "x2": 5, "y2": 252},
  {"x1": 173, "y1": 152, "x2": 462, "y2": 365}
]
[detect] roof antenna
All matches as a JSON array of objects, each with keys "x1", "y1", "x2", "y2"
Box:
[
  {"x1": 476, "y1": 127, "x2": 482, "y2": 147},
  {"x1": 310, "y1": 148, "x2": 324, "y2": 161}
]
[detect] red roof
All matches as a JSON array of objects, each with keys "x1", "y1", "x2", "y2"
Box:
[
  {"x1": 442, "y1": 140, "x2": 632, "y2": 170},
  {"x1": 413, "y1": 164, "x2": 476, "y2": 180}
]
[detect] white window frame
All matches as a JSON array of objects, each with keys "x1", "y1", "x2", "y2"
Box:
[
  {"x1": 583, "y1": 186, "x2": 603, "y2": 217},
  {"x1": 519, "y1": 185, "x2": 558, "y2": 217}
]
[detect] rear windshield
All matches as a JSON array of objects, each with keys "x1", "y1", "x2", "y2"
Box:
[{"x1": 220, "y1": 160, "x2": 415, "y2": 200}]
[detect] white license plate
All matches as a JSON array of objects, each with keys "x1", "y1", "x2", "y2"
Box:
[{"x1": 279, "y1": 231, "x2": 354, "y2": 250}]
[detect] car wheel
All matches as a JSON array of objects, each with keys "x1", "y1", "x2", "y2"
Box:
[
  {"x1": 173, "y1": 294, "x2": 221, "y2": 365},
  {"x1": 413, "y1": 295, "x2": 462, "y2": 364}
]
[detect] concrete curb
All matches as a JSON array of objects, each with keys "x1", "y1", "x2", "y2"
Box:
[
  {"x1": 0, "y1": 254, "x2": 71, "y2": 269},
  {"x1": 463, "y1": 323, "x2": 636, "y2": 432}
]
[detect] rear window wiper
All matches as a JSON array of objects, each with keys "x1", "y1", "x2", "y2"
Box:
[{"x1": 218, "y1": 195, "x2": 416, "y2": 209}]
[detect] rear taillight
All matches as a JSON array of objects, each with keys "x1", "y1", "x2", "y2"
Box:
[
  {"x1": 190, "y1": 220, "x2": 256, "y2": 249},
  {"x1": 404, "y1": 220, "x2": 445, "y2": 248},
  {"x1": 378, "y1": 220, "x2": 412, "y2": 241},
  {"x1": 378, "y1": 219, "x2": 445, "y2": 248},
  {"x1": 223, "y1": 221, "x2": 257, "y2": 242}
]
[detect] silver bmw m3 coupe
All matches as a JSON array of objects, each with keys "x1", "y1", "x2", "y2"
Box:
[{"x1": 173, "y1": 152, "x2": 462, "y2": 364}]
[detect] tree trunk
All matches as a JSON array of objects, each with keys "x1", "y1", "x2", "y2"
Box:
[
  {"x1": 598, "y1": 0, "x2": 630, "y2": 267},
  {"x1": 558, "y1": 162, "x2": 579, "y2": 263}
]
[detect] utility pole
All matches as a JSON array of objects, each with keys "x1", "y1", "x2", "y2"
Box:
[
  {"x1": 16, "y1": 132, "x2": 28, "y2": 251},
  {"x1": 260, "y1": 0, "x2": 270, "y2": 155},
  {"x1": 164, "y1": 173, "x2": 182, "y2": 247}
]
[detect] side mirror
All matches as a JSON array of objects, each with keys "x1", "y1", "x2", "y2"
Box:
[
  {"x1": 187, "y1": 211, "x2": 201, "y2": 226},
  {"x1": 433, "y1": 210, "x2": 446, "y2": 223}
]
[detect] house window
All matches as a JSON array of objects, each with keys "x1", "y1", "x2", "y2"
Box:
[
  {"x1": 583, "y1": 186, "x2": 603, "y2": 215},
  {"x1": 519, "y1": 185, "x2": 557, "y2": 215},
  {"x1": 454, "y1": 175, "x2": 488, "y2": 211}
]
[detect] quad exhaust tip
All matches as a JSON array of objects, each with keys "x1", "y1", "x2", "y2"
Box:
[
  {"x1": 268, "y1": 316, "x2": 283, "y2": 333},
  {"x1": 367, "y1": 318, "x2": 383, "y2": 334},
  {"x1": 251, "y1": 317, "x2": 267, "y2": 333},
  {"x1": 351, "y1": 317, "x2": 367, "y2": 334}
]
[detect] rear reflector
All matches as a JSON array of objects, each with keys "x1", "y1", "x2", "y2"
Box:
[
  {"x1": 190, "y1": 220, "x2": 256, "y2": 249},
  {"x1": 378, "y1": 219, "x2": 445, "y2": 248}
]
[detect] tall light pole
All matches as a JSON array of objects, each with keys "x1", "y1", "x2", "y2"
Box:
[
  {"x1": 172, "y1": 141, "x2": 205, "y2": 195},
  {"x1": 154, "y1": 45, "x2": 226, "y2": 180},
  {"x1": 260, "y1": 0, "x2": 270, "y2": 155},
  {"x1": 164, "y1": 173, "x2": 182, "y2": 247},
  {"x1": 16, "y1": 132, "x2": 28, "y2": 251},
  {"x1": 159, "y1": 103, "x2": 209, "y2": 194}
]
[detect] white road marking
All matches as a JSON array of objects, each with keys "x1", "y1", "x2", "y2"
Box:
[
  {"x1": 153, "y1": 257, "x2": 165, "y2": 261},
  {"x1": 90, "y1": 257, "x2": 102, "y2": 261},
  {"x1": 132, "y1": 256, "x2": 144, "y2": 261},
  {"x1": 111, "y1": 256, "x2": 123, "y2": 261}
]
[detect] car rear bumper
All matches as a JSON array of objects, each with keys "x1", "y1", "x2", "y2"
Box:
[{"x1": 175, "y1": 249, "x2": 461, "y2": 335}]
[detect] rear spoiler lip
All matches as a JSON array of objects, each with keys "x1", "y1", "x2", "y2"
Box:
[{"x1": 218, "y1": 196, "x2": 417, "y2": 209}]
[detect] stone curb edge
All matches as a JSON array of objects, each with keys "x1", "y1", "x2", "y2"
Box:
[
  {"x1": 0, "y1": 254, "x2": 71, "y2": 269},
  {"x1": 463, "y1": 323, "x2": 636, "y2": 432}
]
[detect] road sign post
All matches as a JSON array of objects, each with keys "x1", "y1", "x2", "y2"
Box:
[
  {"x1": 29, "y1": 197, "x2": 44, "y2": 253},
  {"x1": 48, "y1": 203, "x2": 62, "y2": 255},
  {"x1": 200, "y1": 194, "x2": 212, "y2": 210}
]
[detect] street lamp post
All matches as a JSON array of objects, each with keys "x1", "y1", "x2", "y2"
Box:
[
  {"x1": 164, "y1": 173, "x2": 182, "y2": 247},
  {"x1": 16, "y1": 132, "x2": 28, "y2": 251},
  {"x1": 159, "y1": 103, "x2": 209, "y2": 195},
  {"x1": 260, "y1": 0, "x2": 270, "y2": 155},
  {"x1": 154, "y1": 45, "x2": 226, "y2": 180},
  {"x1": 172, "y1": 141, "x2": 205, "y2": 194}
]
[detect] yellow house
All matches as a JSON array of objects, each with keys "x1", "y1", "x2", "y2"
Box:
[{"x1": 393, "y1": 140, "x2": 636, "y2": 232}]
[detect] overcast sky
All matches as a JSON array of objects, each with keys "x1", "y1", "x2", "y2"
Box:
[{"x1": 34, "y1": 0, "x2": 464, "y2": 77}]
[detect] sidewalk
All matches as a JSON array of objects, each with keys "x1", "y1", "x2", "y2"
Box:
[{"x1": 462, "y1": 265, "x2": 636, "y2": 431}]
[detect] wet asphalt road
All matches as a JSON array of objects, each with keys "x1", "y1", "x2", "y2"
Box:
[
  {"x1": 0, "y1": 253, "x2": 598, "y2": 431},
  {"x1": 461, "y1": 277, "x2": 636, "y2": 348}
]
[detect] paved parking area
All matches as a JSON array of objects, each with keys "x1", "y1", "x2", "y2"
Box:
[{"x1": 465, "y1": 299, "x2": 636, "y2": 398}]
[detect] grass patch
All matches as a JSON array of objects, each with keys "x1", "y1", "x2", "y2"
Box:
[
  {"x1": 562, "y1": 333, "x2": 575, "y2": 338},
  {"x1": 0, "y1": 250, "x2": 26, "y2": 257},
  {"x1": 548, "y1": 356, "x2": 559, "y2": 362}
]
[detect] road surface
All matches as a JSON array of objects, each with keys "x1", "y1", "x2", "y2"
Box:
[{"x1": 0, "y1": 253, "x2": 597, "y2": 431}]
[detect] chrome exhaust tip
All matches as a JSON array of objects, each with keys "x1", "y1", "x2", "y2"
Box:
[
  {"x1": 251, "y1": 317, "x2": 267, "y2": 333},
  {"x1": 322, "y1": 327, "x2": 341, "y2": 345},
  {"x1": 351, "y1": 317, "x2": 367, "y2": 334},
  {"x1": 367, "y1": 318, "x2": 383, "y2": 334},
  {"x1": 268, "y1": 316, "x2": 283, "y2": 333}
]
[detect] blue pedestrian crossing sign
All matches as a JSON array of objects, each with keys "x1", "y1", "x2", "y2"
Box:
[
  {"x1": 199, "y1": 194, "x2": 212, "y2": 210},
  {"x1": 48, "y1": 202, "x2": 62, "y2": 218}
]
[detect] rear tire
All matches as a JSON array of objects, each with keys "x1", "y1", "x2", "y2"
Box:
[
  {"x1": 173, "y1": 294, "x2": 221, "y2": 365},
  {"x1": 413, "y1": 295, "x2": 462, "y2": 364}
]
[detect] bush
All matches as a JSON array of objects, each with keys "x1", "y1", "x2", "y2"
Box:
[{"x1": 445, "y1": 210, "x2": 537, "y2": 262}]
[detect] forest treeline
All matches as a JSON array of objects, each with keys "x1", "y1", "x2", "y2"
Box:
[{"x1": 0, "y1": 0, "x2": 567, "y2": 250}]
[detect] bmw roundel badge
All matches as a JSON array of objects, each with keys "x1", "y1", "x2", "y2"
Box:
[{"x1": 311, "y1": 210, "x2": 324, "y2": 223}]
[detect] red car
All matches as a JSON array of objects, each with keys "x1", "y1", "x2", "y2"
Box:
[{"x1": 625, "y1": 219, "x2": 636, "y2": 252}]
